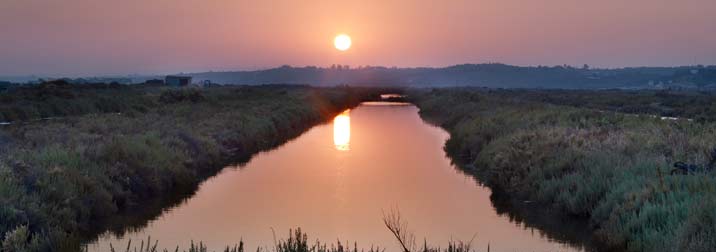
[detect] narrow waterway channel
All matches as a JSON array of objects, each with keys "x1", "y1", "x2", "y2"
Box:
[{"x1": 87, "y1": 102, "x2": 589, "y2": 252}]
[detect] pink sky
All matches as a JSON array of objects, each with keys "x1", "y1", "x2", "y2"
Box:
[{"x1": 1, "y1": 0, "x2": 715, "y2": 76}]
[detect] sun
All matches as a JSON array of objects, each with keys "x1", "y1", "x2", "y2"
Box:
[{"x1": 334, "y1": 34, "x2": 352, "y2": 51}]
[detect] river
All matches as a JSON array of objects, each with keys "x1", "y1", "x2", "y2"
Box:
[{"x1": 87, "y1": 102, "x2": 587, "y2": 252}]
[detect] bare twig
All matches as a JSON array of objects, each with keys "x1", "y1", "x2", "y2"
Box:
[{"x1": 382, "y1": 208, "x2": 415, "y2": 252}]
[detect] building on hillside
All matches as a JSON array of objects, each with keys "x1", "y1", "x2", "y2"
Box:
[{"x1": 165, "y1": 76, "x2": 192, "y2": 86}]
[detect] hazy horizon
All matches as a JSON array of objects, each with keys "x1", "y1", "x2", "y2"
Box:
[
  {"x1": 2, "y1": 0, "x2": 715, "y2": 76},
  {"x1": 3, "y1": 62, "x2": 715, "y2": 80}
]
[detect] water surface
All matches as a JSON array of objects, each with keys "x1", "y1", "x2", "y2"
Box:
[{"x1": 88, "y1": 103, "x2": 585, "y2": 252}]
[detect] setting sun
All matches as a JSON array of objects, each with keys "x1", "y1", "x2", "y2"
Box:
[
  {"x1": 3, "y1": 1, "x2": 716, "y2": 252},
  {"x1": 334, "y1": 34, "x2": 351, "y2": 51}
]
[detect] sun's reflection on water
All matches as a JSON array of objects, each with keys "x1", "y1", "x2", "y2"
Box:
[{"x1": 333, "y1": 109, "x2": 351, "y2": 151}]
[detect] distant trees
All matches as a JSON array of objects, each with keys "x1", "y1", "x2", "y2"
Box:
[{"x1": 186, "y1": 63, "x2": 716, "y2": 88}]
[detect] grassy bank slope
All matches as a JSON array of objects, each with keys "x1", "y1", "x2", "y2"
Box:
[
  {"x1": 411, "y1": 88, "x2": 716, "y2": 252},
  {"x1": 0, "y1": 85, "x2": 374, "y2": 251}
]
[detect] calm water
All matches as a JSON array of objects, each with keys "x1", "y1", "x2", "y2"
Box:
[{"x1": 88, "y1": 102, "x2": 585, "y2": 252}]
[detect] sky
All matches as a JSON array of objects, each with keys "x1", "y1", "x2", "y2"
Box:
[{"x1": 1, "y1": 0, "x2": 715, "y2": 76}]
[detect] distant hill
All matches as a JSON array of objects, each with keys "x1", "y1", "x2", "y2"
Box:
[
  {"x1": 187, "y1": 64, "x2": 716, "y2": 89},
  {"x1": 3, "y1": 63, "x2": 715, "y2": 89}
]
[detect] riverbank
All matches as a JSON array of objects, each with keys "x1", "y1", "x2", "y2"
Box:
[
  {"x1": 0, "y1": 84, "x2": 377, "y2": 251},
  {"x1": 411, "y1": 88, "x2": 716, "y2": 252}
]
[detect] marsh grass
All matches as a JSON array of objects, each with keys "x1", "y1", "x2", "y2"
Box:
[
  {"x1": 0, "y1": 80, "x2": 156, "y2": 123},
  {"x1": 412, "y1": 88, "x2": 716, "y2": 252},
  {"x1": 0, "y1": 84, "x2": 379, "y2": 251}
]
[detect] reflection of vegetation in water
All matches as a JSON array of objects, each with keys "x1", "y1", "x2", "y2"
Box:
[
  {"x1": 411, "y1": 88, "x2": 716, "y2": 252},
  {"x1": 0, "y1": 84, "x2": 384, "y2": 251},
  {"x1": 486, "y1": 190, "x2": 595, "y2": 250}
]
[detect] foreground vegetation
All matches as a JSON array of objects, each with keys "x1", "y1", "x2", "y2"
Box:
[
  {"x1": 411, "y1": 88, "x2": 716, "y2": 252},
  {"x1": 0, "y1": 83, "x2": 378, "y2": 251},
  {"x1": 98, "y1": 210, "x2": 480, "y2": 252},
  {"x1": 102, "y1": 230, "x2": 476, "y2": 252}
]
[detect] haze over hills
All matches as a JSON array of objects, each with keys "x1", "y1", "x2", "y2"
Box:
[
  {"x1": 184, "y1": 63, "x2": 716, "y2": 89},
  {"x1": 2, "y1": 63, "x2": 716, "y2": 89}
]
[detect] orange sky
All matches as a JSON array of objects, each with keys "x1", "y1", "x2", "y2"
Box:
[{"x1": 1, "y1": 0, "x2": 715, "y2": 76}]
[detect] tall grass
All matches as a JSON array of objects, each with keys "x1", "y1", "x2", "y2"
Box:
[
  {"x1": 411, "y1": 88, "x2": 716, "y2": 252},
  {"x1": 475, "y1": 89, "x2": 716, "y2": 123},
  {"x1": 0, "y1": 84, "x2": 379, "y2": 251},
  {"x1": 0, "y1": 80, "x2": 156, "y2": 122}
]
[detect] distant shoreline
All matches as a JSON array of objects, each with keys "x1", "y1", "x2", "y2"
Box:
[{"x1": 2, "y1": 63, "x2": 715, "y2": 90}]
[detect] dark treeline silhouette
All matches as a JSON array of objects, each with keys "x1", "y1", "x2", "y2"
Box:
[
  {"x1": 4, "y1": 64, "x2": 715, "y2": 89},
  {"x1": 182, "y1": 64, "x2": 716, "y2": 89}
]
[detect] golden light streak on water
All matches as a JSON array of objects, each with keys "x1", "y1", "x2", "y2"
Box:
[{"x1": 333, "y1": 109, "x2": 351, "y2": 151}]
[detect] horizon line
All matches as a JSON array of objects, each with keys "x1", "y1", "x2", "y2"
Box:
[{"x1": 1, "y1": 62, "x2": 715, "y2": 79}]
